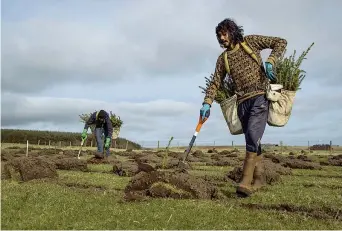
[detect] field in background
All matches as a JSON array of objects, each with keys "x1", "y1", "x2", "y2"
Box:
[
  {"x1": 1, "y1": 142, "x2": 342, "y2": 230},
  {"x1": 2, "y1": 141, "x2": 341, "y2": 156}
]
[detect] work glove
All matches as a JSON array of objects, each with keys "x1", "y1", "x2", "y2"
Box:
[
  {"x1": 265, "y1": 62, "x2": 276, "y2": 81},
  {"x1": 81, "y1": 129, "x2": 88, "y2": 140},
  {"x1": 200, "y1": 103, "x2": 211, "y2": 122},
  {"x1": 104, "y1": 137, "x2": 111, "y2": 149}
]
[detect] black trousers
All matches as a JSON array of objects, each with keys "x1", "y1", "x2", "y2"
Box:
[{"x1": 237, "y1": 94, "x2": 269, "y2": 155}]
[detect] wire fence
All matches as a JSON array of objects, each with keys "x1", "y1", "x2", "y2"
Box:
[{"x1": 5, "y1": 139, "x2": 339, "y2": 151}]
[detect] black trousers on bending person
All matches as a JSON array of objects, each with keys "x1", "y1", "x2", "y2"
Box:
[{"x1": 237, "y1": 94, "x2": 269, "y2": 155}]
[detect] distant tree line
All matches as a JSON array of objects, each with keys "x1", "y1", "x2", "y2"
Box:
[{"x1": 1, "y1": 129, "x2": 142, "y2": 150}]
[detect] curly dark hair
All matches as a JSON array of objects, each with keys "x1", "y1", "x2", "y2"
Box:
[{"x1": 216, "y1": 18, "x2": 244, "y2": 46}]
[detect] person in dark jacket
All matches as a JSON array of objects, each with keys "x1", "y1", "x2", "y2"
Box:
[{"x1": 81, "y1": 110, "x2": 113, "y2": 158}]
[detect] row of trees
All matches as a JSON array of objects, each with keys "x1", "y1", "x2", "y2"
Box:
[
  {"x1": 1, "y1": 110, "x2": 142, "y2": 149},
  {"x1": 1, "y1": 129, "x2": 142, "y2": 149}
]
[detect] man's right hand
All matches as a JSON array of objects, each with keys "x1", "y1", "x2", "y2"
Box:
[
  {"x1": 200, "y1": 103, "x2": 211, "y2": 122},
  {"x1": 81, "y1": 129, "x2": 88, "y2": 140}
]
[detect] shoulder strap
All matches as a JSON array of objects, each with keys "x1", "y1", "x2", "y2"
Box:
[{"x1": 223, "y1": 41, "x2": 261, "y2": 75}]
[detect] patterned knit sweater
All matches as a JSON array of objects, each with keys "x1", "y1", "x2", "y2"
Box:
[{"x1": 203, "y1": 35, "x2": 287, "y2": 105}]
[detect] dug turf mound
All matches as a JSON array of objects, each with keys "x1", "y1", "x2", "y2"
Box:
[
  {"x1": 124, "y1": 170, "x2": 219, "y2": 201},
  {"x1": 1, "y1": 150, "x2": 14, "y2": 162},
  {"x1": 226, "y1": 159, "x2": 292, "y2": 185},
  {"x1": 113, "y1": 160, "x2": 155, "y2": 176},
  {"x1": 86, "y1": 155, "x2": 118, "y2": 165},
  {"x1": 320, "y1": 154, "x2": 342, "y2": 166},
  {"x1": 264, "y1": 153, "x2": 322, "y2": 170},
  {"x1": 2, "y1": 157, "x2": 58, "y2": 182},
  {"x1": 207, "y1": 154, "x2": 240, "y2": 167},
  {"x1": 54, "y1": 158, "x2": 88, "y2": 171}
]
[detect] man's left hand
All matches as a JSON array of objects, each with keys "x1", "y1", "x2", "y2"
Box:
[
  {"x1": 104, "y1": 137, "x2": 111, "y2": 149},
  {"x1": 265, "y1": 62, "x2": 276, "y2": 81}
]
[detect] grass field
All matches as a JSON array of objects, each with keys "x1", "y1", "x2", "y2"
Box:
[{"x1": 1, "y1": 143, "x2": 342, "y2": 230}]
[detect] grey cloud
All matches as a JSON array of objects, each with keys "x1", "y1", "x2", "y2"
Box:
[
  {"x1": 3, "y1": 0, "x2": 341, "y2": 95},
  {"x1": 1, "y1": 94, "x2": 197, "y2": 130}
]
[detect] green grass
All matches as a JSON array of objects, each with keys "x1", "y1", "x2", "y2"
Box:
[
  {"x1": 2, "y1": 178, "x2": 341, "y2": 230},
  {"x1": 2, "y1": 153, "x2": 342, "y2": 229}
]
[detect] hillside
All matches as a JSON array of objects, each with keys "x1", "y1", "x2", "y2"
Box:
[{"x1": 0, "y1": 129, "x2": 142, "y2": 150}]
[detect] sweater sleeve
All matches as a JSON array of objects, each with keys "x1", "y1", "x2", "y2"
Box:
[
  {"x1": 203, "y1": 53, "x2": 227, "y2": 105},
  {"x1": 84, "y1": 112, "x2": 96, "y2": 130},
  {"x1": 244, "y1": 35, "x2": 287, "y2": 66}
]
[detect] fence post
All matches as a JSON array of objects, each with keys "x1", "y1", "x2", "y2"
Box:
[
  {"x1": 26, "y1": 140, "x2": 29, "y2": 157},
  {"x1": 126, "y1": 140, "x2": 129, "y2": 149},
  {"x1": 59, "y1": 141, "x2": 62, "y2": 147},
  {"x1": 330, "y1": 140, "x2": 332, "y2": 154},
  {"x1": 70, "y1": 141, "x2": 72, "y2": 148},
  {"x1": 232, "y1": 141, "x2": 234, "y2": 147},
  {"x1": 37, "y1": 140, "x2": 40, "y2": 146},
  {"x1": 49, "y1": 140, "x2": 51, "y2": 148},
  {"x1": 214, "y1": 141, "x2": 216, "y2": 147},
  {"x1": 308, "y1": 141, "x2": 310, "y2": 151},
  {"x1": 157, "y1": 141, "x2": 160, "y2": 149},
  {"x1": 280, "y1": 141, "x2": 283, "y2": 154}
]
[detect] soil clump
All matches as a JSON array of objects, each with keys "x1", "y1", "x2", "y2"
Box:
[
  {"x1": 320, "y1": 154, "x2": 342, "y2": 166},
  {"x1": 112, "y1": 160, "x2": 155, "y2": 177},
  {"x1": 124, "y1": 170, "x2": 219, "y2": 201},
  {"x1": 54, "y1": 158, "x2": 88, "y2": 171},
  {"x1": 264, "y1": 153, "x2": 322, "y2": 170},
  {"x1": 2, "y1": 157, "x2": 58, "y2": 182}
]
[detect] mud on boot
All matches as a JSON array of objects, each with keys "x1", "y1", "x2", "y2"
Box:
[
  {"x1": 236, "y1": 151, "x2": 257, "y2": 198},
  {"x1": 252, "y1": 154, "x2": 266, "y2": 192},
  {"x1": 94, "y1": 152, "x2": 104, "y2": 159}
]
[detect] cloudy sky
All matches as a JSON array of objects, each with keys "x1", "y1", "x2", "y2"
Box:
[{"x1": 1, "y1": 0, "x2": 341, "y2": 147}]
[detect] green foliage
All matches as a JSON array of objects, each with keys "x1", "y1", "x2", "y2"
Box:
[
  {"x1": 198, "y1": 73, "x2": 233, "y2": 104},
  {"x1": 79, "y1": 111, "x2": 124, "y2": 129},
  {"x1": 109, "y1": 111, "x2": 123, "y2": 129},
  {"x1": 0, "y1": 129, "x2": 141, "y2": 149},
  {"x1": 273, "y1": 42, "x2": 314, "y2": 91},
  {"x1": 199, "y1": 43, "x2": 315, "y2": 103}
]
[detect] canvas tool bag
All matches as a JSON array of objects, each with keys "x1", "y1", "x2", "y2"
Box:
[
  {"x1": 266, "y1": 82, "x2": 297, "y2": 127},
  {"x1": 220, "y1": 42, "x2": 297, "y2": 134},
  {"x1": 112, "y1": 127, "x2": 121, "y2": 139}
]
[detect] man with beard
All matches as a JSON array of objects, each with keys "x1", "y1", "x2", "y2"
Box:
[
  {"x1": 200, "y1": 18, "x2": 287, "y2": 197},
  {"x1": 81, "y1": 110, "x2": 113, "y2": 158}
]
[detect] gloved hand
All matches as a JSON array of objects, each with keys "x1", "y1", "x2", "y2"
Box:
[
  {"x1": 265, "y1": 62, "x2": 276, "y2": 81},
  {"x1": 200, "y1": 103, "x2": 211, "y2": 122},
  {"x1": 81, "y1": 129, "x2": 88, "y2": 140},
  {"x1": 104, "y1": 137, "x2": 111, "y2": 149}
]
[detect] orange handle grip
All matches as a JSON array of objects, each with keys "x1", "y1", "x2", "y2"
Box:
[{"x1": 195, "y1": 116, "x2": 208, "y2": 132}]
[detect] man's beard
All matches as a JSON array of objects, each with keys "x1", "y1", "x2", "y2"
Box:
[{"x1": 220, "y1": 41, "x2": 231, "y2": 49}]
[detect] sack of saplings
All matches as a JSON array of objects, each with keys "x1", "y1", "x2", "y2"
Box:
[
  {"x1": 267, "y1": 42, "x2": 314, "y2": 127},
  {"x1": 109, "y1": 111, "x2": 123, "y2": 139},
  {"x1": 199, "y1": 74, "x2": 243, "y2": 135}
]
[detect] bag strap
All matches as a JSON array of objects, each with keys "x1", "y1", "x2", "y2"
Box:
[{"x1": 223, "y1": 41, "x2": 261, "y2": 75}]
